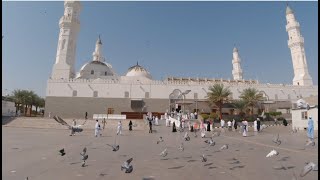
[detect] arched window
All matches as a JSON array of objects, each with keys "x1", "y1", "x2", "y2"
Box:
[
  {"x1": 93, "y1": 91, "x2": 98, "y2": 97},
  {"x1": 72, "y1": 90, "x2": 77, "y2": 97},
  {"x1": 105, "y1": 71, "x2": 108, "y2": 76},
  {"x1": 91, "y1": 70, "x2": 94, "y2": 75},
  {"x1": 124, "y1": 91, "x2": 129, "y2": 98}
]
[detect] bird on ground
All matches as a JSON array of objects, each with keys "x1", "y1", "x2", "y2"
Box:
[
  {"x1": 178, "y1": 143, "x2": 184, "y2": 151},
  {"x1": 201, "y1": 154, "x2": 207, "y2": 162},
  {"x1": 107, "y1": 144, "x2": 120, "y2": 151},
  {"x1": 300, "y1": 162, "x2": 318, "y2": 177},
  {"x1": 272, "y1": 133, "x2": 281, "y2": 145},
  {"x1": 157, "y1": 137, "x2": 164, "y2": 144},
  {"x1": 184, "y1": 132, "x2": 190, "y2": 141},
  {"x1": 204, "y1": 138, "x2": 215, "y2": 146},
  {"x1": 160, "y1": 148, "x2": 168, "y2": 157},
  {"x1": 220, "y1": 144, "x2": 228, "y2": 150},
  {"x1": 121, "y1": 158, "x2": 133, "y2": 173},
  {"x1": 81, "y1": 154, "x2": 88, "y2": 167},
  {"x1": 266, "y1": 149, "x2": 279, "y2": 157},
  {"x1": 59, "y1": 148, "x2": 66, "y2": 156},
  {"x1": 273, "y1": 164, "x2": 287, "y2": 170}
]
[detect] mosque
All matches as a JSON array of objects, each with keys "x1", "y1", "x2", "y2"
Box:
[{"x1": 45, "y1": 1, "x2": 318, "y2": 119}]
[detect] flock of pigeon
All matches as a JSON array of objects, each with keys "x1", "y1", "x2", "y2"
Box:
[{"x1": 23, "y1": 116, "x2": 317, "y2": 179}]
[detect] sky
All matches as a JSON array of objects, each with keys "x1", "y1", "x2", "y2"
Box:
[{"x1": 2, "y1": 1, "x2": 318, "y2": 97}]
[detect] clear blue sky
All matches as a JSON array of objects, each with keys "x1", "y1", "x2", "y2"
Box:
[{"x1": 2, "y1": 1, "x2": 318, "y2": 97}]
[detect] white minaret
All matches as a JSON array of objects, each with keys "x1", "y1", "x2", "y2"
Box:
[
  {"x1": 51, "y1": 0, "x2": 81, "y2": 79},
  {"x1": 232, "y1": 47, "x2": 243, "y2": 80},
  {"x1": 92, "y1": 35, "x2": 104, "y2": 62},
  {"x1": 285, "y1": 5, "x2": 313, "y2": 86}
]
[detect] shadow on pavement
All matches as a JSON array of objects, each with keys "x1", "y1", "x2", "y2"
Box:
[{"x1": 2, "y1": 116, "x2": 18, "y2": 125}]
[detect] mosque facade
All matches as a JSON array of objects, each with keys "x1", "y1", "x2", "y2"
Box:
[{"x1": 45, "y1": 1, "x2": 318, "y2": 119}]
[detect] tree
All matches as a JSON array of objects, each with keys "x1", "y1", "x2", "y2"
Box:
[
  {"x1": 239, "y1": 88, "x2": 264, "y2": 115},
  {"x1": 206, "y1": 84, "x2": 232, "y2": 120},
  {"x1": 233, "y1": 99, "x2": 247, "y2": 117}
]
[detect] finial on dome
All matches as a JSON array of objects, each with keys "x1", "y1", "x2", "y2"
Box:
[
  {"x1": 97, "y1": 34, "x2": 102, "y2": 45},
  {"x1": 233, "y1": 45, "x2": 238, "y2": 52},
  {"x1": 286, "y1": 4, "x2": 294, "y2": 15},
  {"x1": 137, "y1": 61, "x2": 139, "y2": 66}
]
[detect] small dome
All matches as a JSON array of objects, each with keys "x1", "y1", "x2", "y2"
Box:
[
  {"x1": 286, "y1": 6, "x2": 294, "y2": 15},
  {"x1": 126, "y1": 62, "x2": 152, "y2": 79}
]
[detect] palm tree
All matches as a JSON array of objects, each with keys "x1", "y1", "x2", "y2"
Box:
[
  {"x1": 206, "y1": 84, "x2": 232, "y2": 120},
  {"x1": 239, "y1": 88, "x2": 264, "y2": 115},
  {"x1": 11, "y1": 89, "x2": 24, "y2": 113},
  {"x1": 233, "y1": 99, "x2": 246, "y2": 118}
]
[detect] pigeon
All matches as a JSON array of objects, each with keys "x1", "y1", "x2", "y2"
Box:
[
  {"x1": 272, "y1": 134, "x2": 281, "y2": 145},
  {"x1": 121, "y1": 158, "x2": 133, "y2": 173},
  {"x1": 212, "y1": 131, "x2": 220, "y2": 137},
  {"x1": 184, "y1": 132, "x2": 190, "y2": 141},
  {"x1": 178, "y1": 143, "x2": 184, "y2": 151},
  {"x1": 81, "y1": 154, "x2": 88, "y2": 167},
  {"x1": 220, "y1": 144, "x2": 228, "y2": 150},
  {"x1": 107, "y1": 144, "x2": 120, "y2": 151},
  {"x1": 59, "y1": 148, "x2": 66, "y2": 156},
  {"x1": 273, "y1": 164, "x2": 287, "y2": 170},
  {"x1": 266, "y1": 149, "x2": 279, "y2": 157},
  {"x1": 160, "y1": 148, "x2": 168, "y2": 157},
  {"x1": 300, "y1": 162, "x2": 318, "y2": 177},
  {"x1": 201, "y1": 154, "x2": 207, "y2": 162},
  {"x1": 204, "y1": 138, "x2": 215, "y2": 146},
  {"x1": 157, "y1": 137, "x2": 164, "y2": 144},
  {"x1": 80, "y1": 147, "x2": 87, "y2": 156}
]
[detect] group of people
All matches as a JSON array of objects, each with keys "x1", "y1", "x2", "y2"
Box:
[{"x1": 94, "y1": 119, "x2": 132, "y2": 137}]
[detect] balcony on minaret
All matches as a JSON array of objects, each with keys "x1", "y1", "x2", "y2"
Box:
[
  {"x1": 288, "y1": 37, "x2": 304, "y2": 47},
  {"x1": 59, "y1": 16, "x2": 80, "y2": 25},
  {"x1": 286, "y1": 22, "x2": 300, "y2": 31}
]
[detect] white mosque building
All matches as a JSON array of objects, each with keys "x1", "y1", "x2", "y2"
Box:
[{"x1": 45, "y1": 1, "x2": 318, "y2": 119}]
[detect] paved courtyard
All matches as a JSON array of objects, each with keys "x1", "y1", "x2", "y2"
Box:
[{"x1": 2, "y1": 121, "x2": 318, "y2": 180}]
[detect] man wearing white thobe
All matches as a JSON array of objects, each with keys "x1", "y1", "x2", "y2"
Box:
[
  {"x1": 95, "y1": 120, "x2": 101, "y2": 137},
  {"x1": 117, "y1": 121, "x2": 122, "y2": 135},
  {"x1": 253, "y1": 119, "x2": 258, "y2": 132},
  {"x1": 155, "y1": 116, "x2": 159, "y2": 126}
]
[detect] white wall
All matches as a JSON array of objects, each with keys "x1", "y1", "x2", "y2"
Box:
[
  {"x1": 2, "y1": 100, "x2": 16, "y2": 116},
  {"x1": 291, "y1": 108, "x2": 318, "y2": 130}
]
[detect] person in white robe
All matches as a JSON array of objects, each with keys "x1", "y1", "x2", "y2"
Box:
[
  {"x1": 155, "y1": 116, "x2": 159, "y2": 126},
  {"x1": 232, "y1": 119, "x2": 235, "y2": 131},
  {"x1": 242, "y1": 120, "x2": 248, "y2": 137},
  {"x1": 117, "y1": 121, "x2": 122, "y2": 135},
  {"x1": 253, "y1": 119, "x2": 257, "y2": 132},
  {"x1": 95, "y1": 120, "x2": 101, "y2": 137}
]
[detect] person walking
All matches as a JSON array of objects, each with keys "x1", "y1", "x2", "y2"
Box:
[
  {"x1": 242, "y1": 119, "x2": 248, "y2": 137},
  {"x1": 307, "y1": 116, "x2": 314, "y2": 142},
  {"x1": 94, "y1": 120, "x2": 101, "y2": 137},
  {"x1": 257, "y1": 118, "x2": 261, "y2": 132},
  {"x1": 172, "y1": 122, "x2": 177, "y2": 132},
  {"x1": 117, "y1": 121, "x2": 122, "y2": 135},
  {"x1": 129, "y1": 120, "x2": 133, "y2": 131},
  {"x1": 70, "y1": 119, "x2": 77, "y2": 136},
  {"x1": 220, "y1": 119, "x2": 225, "y2": 128},
  {"x1": 85, "y1": 112, "x2": 88, "y2": 120},
  {"x1": 227, "y1": 120, "x2": 232, "y2": 131},
  {"x1": 207, "y1": 120, "x2": 211, "y2": 131},
  {"x1": 102, "y1": 118, "x2": 106, "y2": 129},
  {"x1": 149, "y1": 118, "x2": 153, "y2": 133},
  {"x1": 253, "y1": 119, "x2": 257, "y2": 132},
  {"x1": 234, "y1": 119, "x2": 238, "y2": 130}
]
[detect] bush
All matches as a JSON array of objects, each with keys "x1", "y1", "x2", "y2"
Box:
[
  {"x1": 201, "y1": 114, "x2": 209, "y2": 120},
  {"x1": 209, "y1": 112, "x2": 218, "y2": 120}
]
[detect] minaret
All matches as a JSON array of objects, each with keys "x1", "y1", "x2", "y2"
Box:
[
  {"x1": 232, "y1": 47, "x2": 243, "y2": 80},
  {"x1": 285, "y1": 5, "x2": 313, "y2": 86},
  {"x1": 92, "y1": 35, "x2": 104, "y2": 62},
  {"x1": 51, "y1": 0, "x2": 81, "y2": 79}
]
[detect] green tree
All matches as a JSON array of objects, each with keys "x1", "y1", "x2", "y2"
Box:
[
  {"x1": 239, "y1": 88, "x2": 264, "y2": 115},
  {"x1": 233, "y1": 99, "x2": 247, "y2": 117},
  {"x1": 206, "y1": 84, "x2": 232, "y2": 120}
]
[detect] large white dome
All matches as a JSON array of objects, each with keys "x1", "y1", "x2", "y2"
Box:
[
  {"x1": 125, "y1": 63, "x2": 152, "y2": 79},
  {"x1": 76, "y1": 61, "x2": 116, "y2": 79}
]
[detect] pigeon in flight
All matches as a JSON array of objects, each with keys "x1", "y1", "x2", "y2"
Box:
[
  {"x1": 220, "y1": 144, "x2": 228, "y2": 150},
  {"x1": 266, "y1": 149, "x2": 279, "y2": 157},
  {"x1": 300, "y1": 162, "x2": 318, "y2": 177},
  {"x1": 178, "y1": 143, "x2": 184, "y2": 151},
  {"x1": 157, "y1": 137, "x2": 164, "y2": 144},
  {"x1": 160, "y1": 148, "x2": 168, "y2": 157},
  {"x1": 272, "y1": 133, "x2": 281, "y2": 146},
  {"x1": 201, "y1": 154, "x2": 207, "y2": 162},
  {"x1": 107, "y1": 144, "x2": 120, "y2": 151},
  {"x1": 204, "y1": 138, "x2": 215, "y2": 146},
  {"x1": 59, "y1": 148, "x2": 66, "y2": 156},
  {"x1": 184, "y1": 132, "x2": 190, "y2": 141},
  {"x1": 121, "y1": 158, "x2": 133, "y2": 173},
  {"x1": 81, "y1": 154, "x2": 88, "y2": 167}
]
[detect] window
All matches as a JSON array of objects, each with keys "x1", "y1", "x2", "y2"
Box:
[
  {"x1": 107, "y1": 108, "x2": 114, "y2": 114},
  {"x1": 72, "y1": 90, "x2": 77, "y2": 97},
  {"x1": 105, "y1": 71, "x2": 108, "y2": 76},
  {"x1": 301, "y1": 111, "x2": 308, "y2": 120},
  {"x1": 145, "y1": 92, "x2": 150, "y2": 98},
  {"x1": 275, "y1": 94, "x2": 278, "y2": 100},
  {"x1": 124, "y1": 91, "x2": 129, "y2": 98},
  {"x1": 288, "y1": 94, "x2": 291, "y2": 100},
  {"x1": 93, "y1": 91, "x2": 98, "y2": 97},
  {"x1": 91, "y1": 70, "x2": 94, "y2": 75},
  {"x1": 194, "y1": 93, "x2": 198, "y2": 99}
]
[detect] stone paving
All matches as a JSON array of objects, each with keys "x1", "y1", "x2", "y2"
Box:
[{"x1": 2, "y1": 120, "x2": 318, "y2": 180}]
